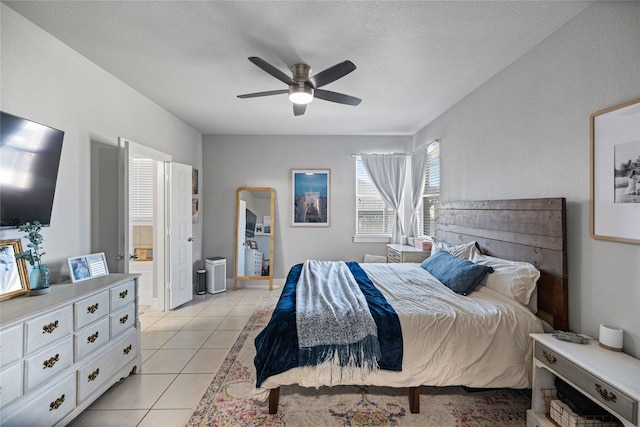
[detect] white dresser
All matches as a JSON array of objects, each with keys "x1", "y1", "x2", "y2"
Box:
[
  {"x1": 0, "y1": 274, "x2": 141, "y2": 427},
  {"x1": 527, "y1": 333, "x2": 640, "y2": 427}
]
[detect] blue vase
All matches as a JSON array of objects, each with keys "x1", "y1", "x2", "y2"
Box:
[{"x1": 29, "y1": 264, "x2": 51, "y2": 295}]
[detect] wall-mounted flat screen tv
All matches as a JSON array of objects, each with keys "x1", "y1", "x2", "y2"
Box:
[{"x1": 0, "y1": 112, "x2": 65, "y2": 228}]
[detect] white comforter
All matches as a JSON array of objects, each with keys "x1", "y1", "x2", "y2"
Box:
[{"x1": 255, "y1": 263, "x2": 543, "y2": 400}]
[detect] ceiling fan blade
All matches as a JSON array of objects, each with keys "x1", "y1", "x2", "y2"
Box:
[
  {"x1": 293, "y1": 103, "x2": 306, "y2": 116},
  {"x1": 248, "y1": 57, "x2": 293, "y2": 85},
  {"x1": 308, "y1": 60, "x2": 356, "y2": 88},
  {"x1": 314, "y1": 89, "x2": 361, "y2": 106},
  {"x1": 237, "y1": 89, "x2": 288, "y2": 99}
]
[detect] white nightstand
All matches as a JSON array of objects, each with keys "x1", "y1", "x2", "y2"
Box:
[
  {"x1": 527, "y1": 333, "x2": 640, "y2": 427},
  {"x1": 386, "y1": 244, "x2": 430, "y2": 263}
]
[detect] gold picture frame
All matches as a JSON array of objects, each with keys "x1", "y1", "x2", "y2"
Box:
[
  {"x1": 590, "y1": 98, "x2": 640, "y2": 244},
  {"x1": 0, "y1": 239, "x2": 30, "y2": 301}
]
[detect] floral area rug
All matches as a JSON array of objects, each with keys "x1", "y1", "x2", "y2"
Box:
[{"x1": 187, "y1": 297, "x2": 531, "y2": 426}]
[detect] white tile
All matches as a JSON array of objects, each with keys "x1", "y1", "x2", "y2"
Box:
[
  {"x1": 181, "y1": 348, "x2": 230, "y2": 373},
  {"x1": 70, "y1": 409, "x2": 147, "y2": 427},
  {"x1": 139, "y1": 316, "x2": 162, "y2": 330},
  {"x1": 164, "y1": 305, "x2": 205, "y2": 317},
  {"x1": 182, "y1": 316, "x2": 224, "y2": 331},
  {"x1": 229, "y1": 304, "x2": 258, "y2": 316},
  {"x1": 152, "y1": 374, "x2": 213, "y2": 409},
  {"x1": 140, "y1": 330, "x2": 177, "y2": 350},
  {"x1": 238, "y1": 294, "x2": 264, "y2": 304},
  {"x1": 161, "y1": 330, "x2": 213, "y2": 349},
  {"x1": 139, "y1": 307, "x2": 166, "y2": 317},
  {"x1": 141, "y1": 349, "x2": 156, "y2": 363},
  {"x1": 202, "y1": 329, "x2": 241, "y2": 348},
  {"x1": 146, "y1": 316, "x2": 193, "y2": 330},
  {"x1": 207, "y1": 295, "x2": 242, "y2": 306},
  {"x1": 218, "y1": 316, "x2": 251, "y2": 330},
  {"x1": 142, "y1": 348, "x2": 197, "y2": 374},
  {"x1": 92, "y1": 374, "x2": 176, "y2": 410},
  {"x1": 138, "y1": 409, "x2": 193, "y2": 427},
  {"x1": 197, "y1": 304, "x2": 234, "y2": 316}
]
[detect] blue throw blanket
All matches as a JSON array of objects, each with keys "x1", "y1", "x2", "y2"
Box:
[{"x1": 254, "y1": 262, "x2": 403, "y2": 387}]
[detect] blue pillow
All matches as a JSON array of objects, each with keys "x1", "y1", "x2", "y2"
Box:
[{"x1": 420, "y1": 251, "x2": 493, "y2": 295}]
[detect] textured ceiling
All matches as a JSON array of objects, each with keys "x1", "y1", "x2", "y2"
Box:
[{"x1": 4, "y1": 1, "x2": 593, "y2": 135}]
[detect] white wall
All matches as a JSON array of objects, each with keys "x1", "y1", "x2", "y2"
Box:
[
  {"x1": 201, "y1": 135, "x2": 412, "y2": 279},
  {"x1": 0, "y1": 5, "x2": 203, "y2": 282},
  {"x1": 414, "y1": 1, "x2": 640, "y2": 356}
]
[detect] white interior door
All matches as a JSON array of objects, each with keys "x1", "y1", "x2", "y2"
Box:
[
  {"x1": 169, "y1": 162, "x2": 193, "y2": 309},
  {"x1": 117, "y1": 138, "x2": 171, "y2": 311},
  {"x1": 237, "y1": 199, "x2": 246, "y2": 276}
]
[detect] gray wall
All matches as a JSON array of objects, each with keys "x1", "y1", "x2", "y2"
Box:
[
  {"x1": 414, "y1": 1, "x2": 640, "y2": 356},
  {"x1": 0, "y1": 5, "x2": 204, "y2": 281},
  {"x1": 201, "y1": 135, "x2": 412, "y2": 280}
]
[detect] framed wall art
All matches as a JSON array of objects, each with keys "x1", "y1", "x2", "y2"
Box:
[
  {"x1": 68, "y1": 252, "x2": 109, "y2": 283},
  {"x1": 0, "y1": 239, "x2": 30, "y2": 301},
  {"x1": 590, "y1": 98, "x2": 640, "y2": 243},
  {"x1": 291, "y1": 169, "x2": 330, "y2": 227}
]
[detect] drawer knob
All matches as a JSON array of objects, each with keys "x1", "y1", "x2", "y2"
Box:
[
  {"x1": 49, "y1": 394, "x2": 65, "y2": 411},
  {"x1": 542, "y1": 350, "x2": 557, "y2": 364},
  {"x1": 119, "y1": 314, "x2": 129, "y2": 324},
  {"x1": 42, "y1": 320, "x2": 59, "y2": 334},
  {"x1": 119, "y1": 289, "x2": 128, "y2": 299},
  {"x1": 123, "y1": 344, "x2": 132, "y2": 355},
  {"x1": 43, "y1": 353, "x2": 60, "y2": 369},
  {"x1": 87, "y1": 331, "x2": 100, "y2": 343},
  {"x1": 87, "y1": 303, "x2": 99, "y2": 314},
  {"x1": 88, "y1": 368, "x2": 100, "y2": 382},
  {"x1": 595, "y1": 384, "x2": 617, "y2": 402}
]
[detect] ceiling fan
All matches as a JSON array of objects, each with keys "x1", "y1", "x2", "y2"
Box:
[{"x1": 237, "y1": 57, "x2": 362, "y2": 116}]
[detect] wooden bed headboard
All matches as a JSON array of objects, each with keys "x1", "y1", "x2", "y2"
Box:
[{"x1": 435, "y1": 197, "x2": 568, "y2": 331}]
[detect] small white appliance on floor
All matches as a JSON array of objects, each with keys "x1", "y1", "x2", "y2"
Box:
[{"x1": 206, "y1": 257, "x2": 226, "y2": 294}]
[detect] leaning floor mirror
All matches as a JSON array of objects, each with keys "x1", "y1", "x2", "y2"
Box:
[{"x1": 234, "y1": 187, "x2": 275, "y2": 291}]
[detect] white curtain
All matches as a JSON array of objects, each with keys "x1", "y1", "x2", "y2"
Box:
[
  {"x1": 409, "y1": 145, "x2": 428, "y2": 238},
  {"x1": 360, "y1": 153, "x2": 407, "y2": 244}
]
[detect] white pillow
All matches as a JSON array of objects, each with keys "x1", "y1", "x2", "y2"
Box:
[
  {"x1": 432, "y1": 239, "x2": 480, "y2": 260},
  {"x1": 472, "y1": 253, "x2": 540, "y2": 307}
]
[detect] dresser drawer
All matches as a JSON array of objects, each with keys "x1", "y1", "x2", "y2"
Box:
[
  {"x1": 0, "y1": 361, "x2": 22, "y2": 409},
  {"x1": 77, "y1": 330, "x2": 138, "y2": 403},
  {"x1": 3, "y1": 372, "x2": 76, "y2": 427},
  {"x1": 74, "y1": 290, "x2": 109, "y2": 330},
  {"x1": 535, "y1": 342, "x2": 637, "y2": 424},
  {"x1": 0, "y1": 324, "x2": 23, "y2": 365},
  {"x1": 110, "y1": 303, "x2": 135, "y2": 339},
  {"x1": 387, "y1": 248, "x2": 401, "y2": 263},
  {"x1": 110, "y1": 280, "x2": 135, "y2": 311},
  {"x1": 25, "y1": 336, "x2": 73, "y2": 391},
  {"x1": 75, "y1": 317, "x2": 110, "y2": 361},
  {"x1": 25, "y1": 306, "x2": 73, "y2": 355}
]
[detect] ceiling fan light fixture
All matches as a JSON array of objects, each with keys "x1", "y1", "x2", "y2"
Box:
[{"x1": 289, "y1": 85, "x2": 314, "y2": 104}]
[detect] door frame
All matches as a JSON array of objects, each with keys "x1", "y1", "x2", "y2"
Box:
[{"x1": 118, "y1": 138, "x2": 172, "y2": 311}]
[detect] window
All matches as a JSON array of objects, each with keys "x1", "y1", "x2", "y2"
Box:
[
  {"x1": 421, "y1": 141, "x2": 440, "y2": 237},
  {"x1": 130, "y1": 157, "x2": 154, "y2": 222},
  {"x1": 355, "y1": 157, "x2": 395, "y2": 235}
]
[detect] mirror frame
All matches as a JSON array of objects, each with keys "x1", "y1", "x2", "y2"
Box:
[
  {"x1": 233, "y1": 187, "x2": 275, "y2": 291},
  {"x1": 0, "y1": 239, "x2": 30, "y2": 301}
]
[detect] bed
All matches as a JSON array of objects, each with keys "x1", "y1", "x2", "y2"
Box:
[{"x1": 256, "y1": 197, "x2": 568, "y2": 414}]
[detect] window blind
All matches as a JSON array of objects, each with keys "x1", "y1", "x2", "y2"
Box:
[
  {"x1": 422, "y1": 141, "x2": 440, "y2": 236},
  {"x1": 130, "y1": 157, "x2": 154, "y2": 222},
  {"x1": 355, "y1": 157, "x2": 395, "y2": 235}
]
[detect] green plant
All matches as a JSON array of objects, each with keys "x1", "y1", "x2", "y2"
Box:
[{"x1": 15, "y1": 221, "x2": 46, "y2": 268}]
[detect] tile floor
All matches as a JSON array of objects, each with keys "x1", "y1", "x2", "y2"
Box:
[{"x1": 70, "y1": 285, "x2": 280, "y2": 427}]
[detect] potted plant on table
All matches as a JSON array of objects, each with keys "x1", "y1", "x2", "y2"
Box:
[{"x1": 15, "y1": 221, "x2": 50, "y2": 295}]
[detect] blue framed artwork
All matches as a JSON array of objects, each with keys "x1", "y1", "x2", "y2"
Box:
[{"x1": 291, "y1": 169, "x2": 330, "y2": 227}]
